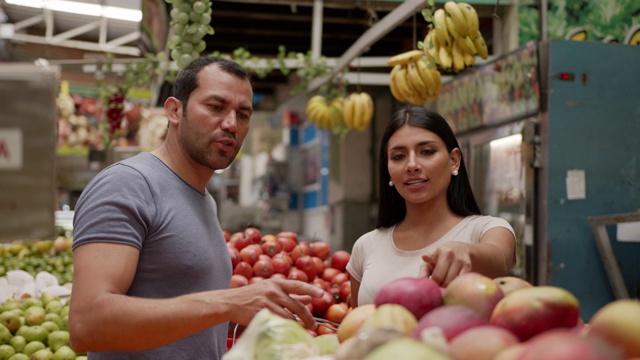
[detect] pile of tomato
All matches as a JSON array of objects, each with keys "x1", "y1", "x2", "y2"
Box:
[{"x1": 225, "y1": 227, "x2": 352, "y2": 335}]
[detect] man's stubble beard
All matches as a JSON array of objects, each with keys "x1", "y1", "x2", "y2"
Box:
[{"x1": 178, "y1": 112, "x2": 238, "y2": 171}]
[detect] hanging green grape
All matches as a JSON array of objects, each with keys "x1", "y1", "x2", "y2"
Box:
[{"x1": 165, "y1": 0, "x2": 214, "y2": 69}]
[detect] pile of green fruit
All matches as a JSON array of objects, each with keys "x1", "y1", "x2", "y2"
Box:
[
  {"x1": 0, "y1": 293, "x2": 85, "y2": 360},
  {"x1": 0, "y1": 238, "x2": 74, "y2": 286}
]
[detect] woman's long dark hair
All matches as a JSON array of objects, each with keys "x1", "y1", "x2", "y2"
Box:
[{"x1": 376, "y1": 105, "x2": 481, "y2": 228}]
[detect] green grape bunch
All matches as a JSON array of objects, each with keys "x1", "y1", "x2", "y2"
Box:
[{"x1": 166, "y1": 0, "x2": 214, "y2": 69}]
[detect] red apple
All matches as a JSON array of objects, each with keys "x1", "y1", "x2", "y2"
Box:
[
  {"x1": 493, "y1": 276, "x2": 533, "y2": 297},
  {"x1": 374, "y1": 277, "x2": 442, "y2": 320},
  {"x1": 490, "y1": 286, "x2": 580, "y2": 341},
  {"x1": 448, "y1": 325, "x2": 520, "y2": 360},
  {"x1": 413, "y1": 304, "x2": 488, "y2": 341},
  {"x1": 588, "y1": 299, "x2": 640, "y2": 358},
  {"x1": 444, "y1": 272, "x2": 504, "y2": 320}
]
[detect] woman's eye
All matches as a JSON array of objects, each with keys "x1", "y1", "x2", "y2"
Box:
[
  {"x1": 390, "y1": 154, "x2": 404, "y2": 161},
  {"x1": 421, "y1": 148, "x2": 436, "y2": 155}
]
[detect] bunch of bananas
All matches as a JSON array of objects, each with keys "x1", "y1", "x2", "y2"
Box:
[
  {"x1": 305, "y1": 95, "x2": 344, "y2": 131},
  {"x1": 342, "y1": 92, "x2": 374, "y2": 132},
  {"x1": 387, "y1": 50, "x2": 442, "y2": 105},
  {"x1": 423, "y1": 1, "x2": 488, "y2": 73}
]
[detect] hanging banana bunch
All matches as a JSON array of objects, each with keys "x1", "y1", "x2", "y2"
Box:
[
  {"x1": 342, "y1": 92, "x2": 374, "y2": 132},
  {"x1": 305, "y1": 95, "x2": 345, "y2": 131},
  {"x1": 423, "y1": 1, "x2": 488, "y2": 73},
  {"x1": 387, "y1": 50, "x2": 442, "y2": 105}
]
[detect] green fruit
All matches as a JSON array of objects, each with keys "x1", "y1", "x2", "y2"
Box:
[
  {"x1": 22, "y1": 340, "x2": 45, "y2": 356},
  {"x1": 44, "y1": 314, "x2": 62, "y2": 329},
  {"x1": 40, "y1": 293, "x2": 60, "y2": 308},
  {"x1": 59, "y1": 306, "x2": 69, "y2": 318},
  {"x1": 8, "y1": 309, "x2": 22, "y2": 318},
  {"x1": 0, "y1": 312, "x2": 20, "y2": 333},
  {"x1": 1, "y1": 300, "x2": 19, "y2": 313},
  {"x1": 75, "y1": 357, "x2": 87, "y2": 360},
  {"x1": 47, "y1": 331, "x2": 70, "y2": 353},
  {"x1": 0, "y1": 344, "x2": 16, "y2": 360},
  {"x1": 24, "y1": 307, "x2": 46, "y2": 326},
  {"x1": 7, "y1": 353, "x2": 29, "y2": 360},
  {"x1": 60, "y1": 315, "x2": 69, "y2": 331},
  {"x1": 41, "y1": 321, "x2": 59, "y2": 333},
  {"x1": 52, "y1": 345, "x2": 76, "y2": 360},
  {"x1": 8, "y1": 335, "x2": 25, "y2": 353},
  {"x1": 22, "y1": 326, "x2": 49, "y2": 343},
  {"x1": 0, "y1": 325, "x2": 11, "y2": 345},
  {"x1": 29, "y1": 348, "x2": 53, "y2": 360},
  {"x1": 21, "y1": 299, "x2": 43, "y2": 311},
  {"x1": 14, "y1": 326, "x2": 27, "y2": 338},
  {"x1": 45, "y1": 301, "x2": 63, "y2": 316}
]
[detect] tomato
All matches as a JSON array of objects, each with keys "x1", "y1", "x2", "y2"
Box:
[
  {"x1": 223, "y1": 230, "x2": 231, "y2": 242},
  {"x1": 295, "y1": 255, "x2": 317, "y2": 280},
  {"x1": 248, "y1": 276, "x2": 264, "y2": 284},
  {"x1": 316, "y1": 325, "x2": 336, "y2": 335},
  {"x1": 244, "y1": 227, "x2": 262, "y2": 244},
  {"x1": 232, "y1": 232, "x2": 252, "y2": 251},
  {"x1": 240, "y1": 245, "x2": 261, "y2": 265},
  {"x1": 287, "y1": 268, "x2": 309, "y2": 283},
  {"x1": 331, "y1": 272, "x2": 350, "y2": 286},
  {"x1": 277, "y1": 236, "x2": 297, "y2": 253},
  {"x1": 261, "y1": 234, "x2": 277, "y2": 243},
  {"x1": 311, "y1": 256, "x2": 324, "y2": 278},
  {"x1": 339, "y1": 281, "x2": 352, "y2": 303},
  {"x1": 253, "y1": 259, "x2": 275, "y2": 278},
  {"x1": 311, "y1": 290, "x2": 335, "y2": 317},
  {"x1": 312, "y1": 277, "x2": 329, "y2": 291},
  {"x1": 331, "y1": 250, "x2": 351, "y2": 272},
  {"x1": 322, "y1": 267, "x2": 341, "y2": 282},
  {"x1": 233, "y1": 261, "x2": 253, "y2": 279},
  {"x1": 261, "y1": 241, "x2": 281, "y2": 257},
  {"x1": 273, "y1": 251, "x2": 292, "y2": 265},
  {"x1": 310, "y1": 241, "x2": 331, "y2": 260},
  {"x1": 230, "y1": 274, "x2": 248, "y2": 288},
  {"x1": 325, "y1": 302, "x2": 349, "y2": 324},
  {"x1": 276, "y1": 231, "x2": 298, "y2": 243},
  {"x1": 272, "y1": 257, "x2": 291, "y2": 275},
  {"x1": 228, "y1": 246, "x2": 241, "y2": 268}
]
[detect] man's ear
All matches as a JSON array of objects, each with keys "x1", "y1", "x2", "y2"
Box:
[{"x1": 164, "y1": 97, "x2": 182, "y2": 126}]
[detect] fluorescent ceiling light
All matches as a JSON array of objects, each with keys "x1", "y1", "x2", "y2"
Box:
[{"x1": 5, "y1": 0, "x2": 142, "y2": 22}]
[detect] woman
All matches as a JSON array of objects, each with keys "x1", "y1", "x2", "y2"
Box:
[{"x1": 346, "y1": 105, "x2": 516, "y2": 307}]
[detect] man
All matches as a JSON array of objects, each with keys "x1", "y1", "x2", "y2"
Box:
[{"x1": 69, "y1": 57, "x2": 322, "y2": 359}]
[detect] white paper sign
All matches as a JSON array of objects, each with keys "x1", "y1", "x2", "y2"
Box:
[
  {"x1": 0, "y1": 128, "x2": 23, "y2": 170},
  {"x1": 617, "y1": 222, "x2": 640, "y2": 242},
  {"x1": 566, "y1": 169, "x2": 586, "y2": 200}
]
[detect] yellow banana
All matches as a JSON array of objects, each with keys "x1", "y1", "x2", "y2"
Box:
[
  {"x1": 351, "y1": 93, "x2": 364, "y2": 131},
  {"x1": 431, "y1": 68, "x2": 442, "y2": 96},
  {"x1": 330, "y1": 97, "x2": 344, "y2": 128},
  {"x1": 407, "y1": 62, "x2": 428, "y2": 104},
  {"x1": 434, "y1": 9, "x2": 452, "y2": 50},
  {"x1": 473, "y1": 30, "x2": 489, "y2": 59},
  {"x1": 415, "y1": 59, "x2": 437, "y2": 99},
  {"x1": 444, "y1": 1, "x2": 469, "y2": 38},
  {"x1": 402, "y1": 64, "x2": 425, "y2": 105},
  {"x1": 445, "y1": 15, "x2": 462, "y2": 40},
  {"x1": 439, "y1": 46, "x2": 453, "y2": 70},
  {"x1": 342, "y1": 95, "x2": 355, "y2": 129},
  {"x1": 459, "y1": 35, "x2": 477, "y2": 56},
  {"x1": 394, "y1": 65, "x2": 414, "y2": 103},
  {"x1": 387, "y1": 50, "x2": 425, "y2": 67},
  {"x1": 424, "y1": 30, "x2": 441, "y2": 66},
  {"x1": 358, "y1": 92, "x2": 374, "y2": 132},
  {"x1": 389, "y1": 65, "x2": 407, "y2": 103},
  {"x1": 452, "y1": 39, "x2": 466, "y2": 72},
  {"x1": 463, "y1": 51, "x2": 476, "y2": 67},
  {"x1": 457, "y1": 2, "x2": 479, "y2": 35}
]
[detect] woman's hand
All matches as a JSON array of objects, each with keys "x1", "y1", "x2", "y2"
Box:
[{"x1": 418, "y1": 241, "x2": 472, "y2": 287}]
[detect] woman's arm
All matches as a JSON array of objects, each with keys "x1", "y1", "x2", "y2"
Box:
[{"x1": 349, "y1": 279, "x2": 361, "y2": 308}]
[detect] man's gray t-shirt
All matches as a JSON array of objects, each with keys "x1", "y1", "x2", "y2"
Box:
[{"x1": 72, "y1": 152, "x2": 232, "y2": 360}]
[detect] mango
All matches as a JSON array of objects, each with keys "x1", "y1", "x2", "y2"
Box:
[{"x1": 588, "y1": 299, "x2": 640, "y2": 358}]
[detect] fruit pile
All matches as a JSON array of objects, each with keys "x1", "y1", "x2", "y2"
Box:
[
  {"x1": 166, "y1": 0, "x2": 214, "y2": 69},
  {"x1": 321, "y1": 273, "x2": 640, "y2": 359},
  {"x1": 0, "y1": 238, "x2": 74, "y2": 286},
  {"x1": 387, "y1": 50, "x2": 442, "y2": 105},
  {"x1": 0, "y1": 293, "x2": 84, "y2": 359},
  {"x1": 424, "y1": 2, "x2": 488, "y2": 73},
  {"x1": 225, "y1": 227, "x2": 352, "y2": 335},
  {"x1": 304, "y1": 92, "x2": 374, "y2": 133}
]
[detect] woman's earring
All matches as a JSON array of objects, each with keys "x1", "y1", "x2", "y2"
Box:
[
  {"x1": 389, "y1": 181, "x2": 394, "y2": 187},
  {"x1": 452, "y1": 170, "x2": 459, "y2": 176}
]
